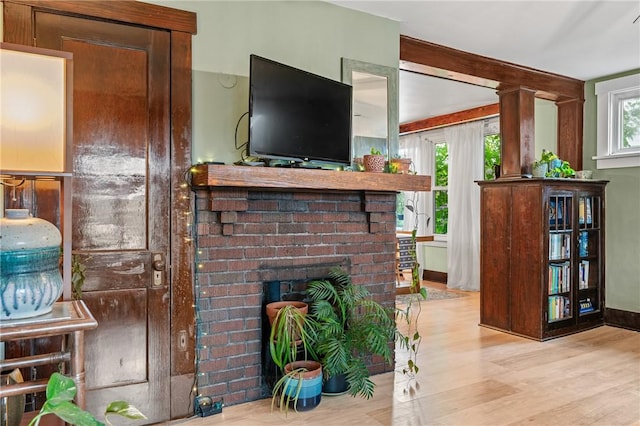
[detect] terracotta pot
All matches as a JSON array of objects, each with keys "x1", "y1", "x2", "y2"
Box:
[
  {"x1": 390, "y1": 158, "x2": 412, "y2": 174},
  {"x1": 266, "y1": 301, "x2": 308, "y2": 326},
  {"x1": 362, "y1": 154, "x2": 385, "y2": 173}
]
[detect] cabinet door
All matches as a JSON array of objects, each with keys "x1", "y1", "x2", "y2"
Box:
[
  {"x1": 545, "y1": 193, "x2": 574, "y2": 329},
  {"x1": 576, "y1": 192, "x2": 603, "y2": 320},
  {"x1": 479, "y1": 185, "x2": 512, "y2": 330}
]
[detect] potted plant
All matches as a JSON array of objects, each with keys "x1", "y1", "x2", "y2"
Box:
[
  {"x1": 532, "y1": 149, "x2": 558, "y2": 177},
  {"x1": 389, "y1": 155, "x2": 412, "y2": 174},
  {"x1": 29, "y1": 372, "x2": 145, "y2": 426},
  {"x1": 307, "y1": 267, "x2": 396, "y2": 399},
  {"x1": 362, "y1": 147, "x2": 385, "y2": 173},
  {"x1": 268, "y1": 303, "x2": 322, "y2": 413}
]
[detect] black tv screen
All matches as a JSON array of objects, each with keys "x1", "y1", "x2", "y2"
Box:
[{"x1": 248, "y1": 55, "x2": 352, "y2": 165}]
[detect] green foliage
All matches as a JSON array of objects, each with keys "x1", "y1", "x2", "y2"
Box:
[
  {"x1": 268, "y1": 304, "x2": 318, "y2": 414},
  {"x1": 548, "y1": 160, "x2": 575, "y2": 178},
  {"x1": 271, "y1": 366, "x2": 308, "y2": 415},
  {"x1": 307, "y1": 267, "x2": 395, "y2": 399},
  {"x1": 622, "y1": 97, "x2": 640, "y2": 148},
  {"x1": 395, "y1": 229, "x2": 427, "y2": 389},
  {"x1": 483, "y1": 134, "x2": 501, "y2": 179},
  {"x1": 533, "y1": 149, "x2": 558, "y2": 168},
  {"x1": 369, "y1": 147, "x2": 382, "y2": 155},
  {"x1": 268, "y1": 304, "x2": 316, "y2": 370},
  {"x1": 434, "y1": 143, "x2": 448, "y2": 235},
  {"x1": 29, "y1": 373, "x2": 146, "y2": 426},
  {"x1": 71, "y1": 255, "x2": 87, "y2": 301}
]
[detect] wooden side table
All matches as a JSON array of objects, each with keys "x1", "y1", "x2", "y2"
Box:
[{"x1": 0, "y1": 300, "x2": 97, "y2": 409}]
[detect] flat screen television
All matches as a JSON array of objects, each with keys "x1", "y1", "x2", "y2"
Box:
[{"x1": 248, "y1": 54, "x2": 352, "y2": 166}]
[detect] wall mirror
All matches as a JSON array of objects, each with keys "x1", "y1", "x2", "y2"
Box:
[{"x1": 342, "y1": 58, "x2": 399, "y2": 164}]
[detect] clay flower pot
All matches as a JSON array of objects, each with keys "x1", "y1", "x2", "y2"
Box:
[
  {"x1": 266, "y1": 301, "x2": 308, "y2": 326},
  {"x1": 363, "y1": 154, "x2": 385, "y2": 172},
  {"x1": 390, "y1": 158, "x2": 412, "y2": 174}
]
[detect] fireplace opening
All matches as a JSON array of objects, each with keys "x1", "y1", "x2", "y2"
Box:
[{"x1": 261, "y1": 276, "x2": 324, "y2": 394}]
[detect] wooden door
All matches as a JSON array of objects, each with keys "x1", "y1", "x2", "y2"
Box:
[{"x1": 34, "y1": 13, "x2": 171, "y2": 422}]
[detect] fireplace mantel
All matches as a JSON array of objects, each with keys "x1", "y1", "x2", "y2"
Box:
[{"x1": 191, "y1": 164, "x2": 431, "y2": 192}]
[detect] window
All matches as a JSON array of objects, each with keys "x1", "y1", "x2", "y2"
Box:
[
  {"x1": 432, "y1": 128, "x2": 500, "y2": 239},
  {"x1": 594, "y1": 73, "x2": 640, "y2": 169},
  {"x1": 433, "y1": 142, "x2": 448, "y2": 235}
]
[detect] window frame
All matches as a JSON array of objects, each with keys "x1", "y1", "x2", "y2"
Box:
[{"x1": 594, "y1": 73, "x2": 640, "y2": 169}]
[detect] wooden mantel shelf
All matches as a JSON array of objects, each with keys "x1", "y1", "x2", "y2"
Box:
[{"x1": 191, "y1": 164, "x2": 431, "y2": 192}]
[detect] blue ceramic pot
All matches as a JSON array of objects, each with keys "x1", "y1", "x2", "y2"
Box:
[
  {"x1": 0, "y1": 209, "x2": 63, "y2": 319},
  {"x1": 283, "y1": 360, "x2": 322, "y2": 411}
]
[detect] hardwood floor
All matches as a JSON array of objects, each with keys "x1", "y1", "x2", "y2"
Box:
[{"x1": 172, "y1": 284, "x2": 640, "y2": 426}]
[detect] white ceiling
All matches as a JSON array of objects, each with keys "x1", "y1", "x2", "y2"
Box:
[{"x1": 330, "y1": 0, "x2": 640, "y2": 125}]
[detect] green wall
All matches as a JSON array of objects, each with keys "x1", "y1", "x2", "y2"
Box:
[
  {"x1": 584, "y1": 69, "x2": 640, "y2": 313},
  {"x1": 147, "y1": 0, "x2": 399, "y2": 164}
]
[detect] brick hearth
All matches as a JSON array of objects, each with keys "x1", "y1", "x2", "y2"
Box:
[{"x1": 194, "y1": 186, "x2": 399, "y2": 406}]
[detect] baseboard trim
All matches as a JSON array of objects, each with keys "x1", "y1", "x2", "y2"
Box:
[
  {"x1": 423, "y1": 270, "x2": 447, "y2": 284},
  {"x1": 605, "y1": 308, "x2": 640, "y2": 332}
]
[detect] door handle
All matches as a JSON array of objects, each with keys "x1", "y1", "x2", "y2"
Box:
[{"x1": 152, "y1": 253, "x2": 165, "y2": 287}]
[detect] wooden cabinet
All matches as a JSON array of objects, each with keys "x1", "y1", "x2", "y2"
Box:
[{"x1": 478, "y1": 178, "x2": 607, "y2": 340}]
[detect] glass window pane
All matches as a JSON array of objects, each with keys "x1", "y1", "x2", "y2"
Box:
[
  {"x1": 434, "y1": 189, "x2": 448, "y2": 235},
  {"x1": 484, "y1": 134, "x2": 501, "y2": 180},
  {"x1": 434, "y1": 143, "x2": 448, "y2": 187},
  {"x1": 621, "y1": 96, "x2": 640, "y2": 148}
]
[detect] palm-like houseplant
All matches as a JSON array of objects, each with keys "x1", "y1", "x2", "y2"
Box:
[{"x1": 307, "y1": 267, "x2": 396, "y2": 399}]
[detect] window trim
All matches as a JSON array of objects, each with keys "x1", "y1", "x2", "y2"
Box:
[{"x1": 594, "y1": 73, "x2": 640, "y2": 169}]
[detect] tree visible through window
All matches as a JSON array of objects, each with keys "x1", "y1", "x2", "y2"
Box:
[{"x1": 622, "y1": 97, "x2": 640, "y2": 149}]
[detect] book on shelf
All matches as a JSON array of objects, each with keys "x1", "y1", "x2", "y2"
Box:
[
  {"x1": 579, "y1": 231, "x2": 589, "y2": 257},
  {"x1": 579, "y1": 298, "x2": 594, "y2": 314},
  {"x1": 549, "y1": 199, "x2": 564, "y2": 225},
  {"x1": 549, "y1": 233, "x2": 571, "y2": 260},
  {"x1": 579, "y1": 197, "x2": 593, "y2": 225},
  {"x1": 579, "y1": 260, "x2": 590, "y2": 289},
  {"x1": 548, "y1": 295, "x2": 571, "y2": 322},
  {"x1": 548, "y1": 262, "x2": 571, "y2": 294}
]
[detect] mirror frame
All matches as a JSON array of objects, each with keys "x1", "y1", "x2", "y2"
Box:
[{"x1": 341, "y1": 58, "x2": 399, "y2": 162}]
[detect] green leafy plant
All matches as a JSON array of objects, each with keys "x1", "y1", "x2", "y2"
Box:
[
  {"x1": 268, "y1": 303, "x2": 319, "y2": 414},
  {"x1": 395, "y1": 229, "x2": 427, "y2": 390},
  {"x1": 268, "y1": 303, "x2": 316, "y2": 370},
  {"x1": 270, "y1": 360, "x2": 322, "y2": 415},
  {"x1": 549, "y1": 160, "x2": 575, "y2": 178},
  {"x1": 71, "y1": 255, "x2": 88, "y2": 301},
  {"x1": 307, "y1": 267, "x2": 396, "y2": 399},
  {"x1": 369, "y1": 147, "x2": 382, "y2": 156},
  {"x1": 532, "y1": 149, "x2": 558, "y2": 169},
  {"x1": 29, "y1": 373, "x2": 146, "y2": 426}
]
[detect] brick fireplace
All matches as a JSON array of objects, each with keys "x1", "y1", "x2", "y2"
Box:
[{"x1": 191, "y1": 165, "x2": 430, "y2": 406}]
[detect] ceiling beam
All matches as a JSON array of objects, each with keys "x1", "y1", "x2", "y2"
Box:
[{"x1": 400, "y1": 103, "x2": 499, "y2": 134}]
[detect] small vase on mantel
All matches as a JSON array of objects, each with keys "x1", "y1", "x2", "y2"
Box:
[{"x1": 0, "y1": 209, "x2": 63, "y2": 320}]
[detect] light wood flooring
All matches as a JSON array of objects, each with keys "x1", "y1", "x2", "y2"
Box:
[{"x1": 172, "y1": 283, "x2": 640, "y2": 426}]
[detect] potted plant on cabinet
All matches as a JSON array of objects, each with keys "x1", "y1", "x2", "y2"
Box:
[
  {"x1": 268, "y1": 302, "x2": 322, "y2": 413},
  {"x1": 532, "y1": 149, "x2": 558, "y2": 177},
  {"x1": 306, "y1": 267, "x2": 396, "y2": 399}
]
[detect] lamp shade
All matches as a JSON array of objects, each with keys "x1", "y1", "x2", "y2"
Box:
[{"x1": 0, "y1": 43, "x2": 71, "y2": 173}]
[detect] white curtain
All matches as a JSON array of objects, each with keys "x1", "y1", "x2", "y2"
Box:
[
  {"x1": 445, "y1": 121, "x2": 484, "y2": 291},
  {"x1": 399, "y1": 132, "x2": 434, "y2": 278}
]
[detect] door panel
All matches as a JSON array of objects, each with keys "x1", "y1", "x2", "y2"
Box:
[{"x1": 33, "y1": 12, "x2": 170, "y2": 423}]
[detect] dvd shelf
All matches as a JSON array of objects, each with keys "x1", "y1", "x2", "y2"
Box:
[{"x1": 478, "y1": 179, "x2": 607, "y2": 341}]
